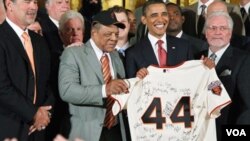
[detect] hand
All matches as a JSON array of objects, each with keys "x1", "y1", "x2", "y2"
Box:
[
  {"x1": 202, "y1": 56, "x2": 215, "y2": 69},
  {"x1": 106, "y1": 79, "x2": 129, "y2": 96},
  {"x1": 136, "y1": 68, "x2": 148, "y2": 79},
  {"x1": 33, "y1": 105, "x2": 52, "y2": 131}
]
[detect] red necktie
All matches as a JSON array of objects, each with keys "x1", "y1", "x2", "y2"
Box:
[
  {"x1": 22, "y1": 32, "x2": 37, "y2": 104},
  {"x1": 100, "y1": 54, "x2": 116, "y2": 129},
  {"x1": 157, "y1": 40, "x2": 167, "y2": 67}
]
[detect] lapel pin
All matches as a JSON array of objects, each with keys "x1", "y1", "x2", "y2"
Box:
[{"x1": 172, "y1": 46, "x2": 176, "y2": 49}]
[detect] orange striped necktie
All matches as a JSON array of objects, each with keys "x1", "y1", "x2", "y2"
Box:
[
  {"x1": 22, "y1": 32, "x2": 37, "y2": 104},
  {"x1": 100, "y1": 54, "x2": 116, "y2": 129},
  {"x1": 100, "y1": 54, "x2": 111, "y2": 84}
]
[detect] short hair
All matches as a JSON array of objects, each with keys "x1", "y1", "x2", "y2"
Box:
[
  {"x1": 109, "y1": 5, "x2": 129, "y2": 20},
  {"x1": 59, "y1": 10, "x2": 84, "y2": 32},
  {"x1": 91, "y1": 22, "x2": 102, "y2": 31},
  {"x1": 165, "y1": 2, "x2": 183, "y2": 15},
  {"x1": 142, "y1": 0, "x2": 166, "y2": 16},
  {"x1": 205, "y1": 11, "x2": 233, "y2": 31}
]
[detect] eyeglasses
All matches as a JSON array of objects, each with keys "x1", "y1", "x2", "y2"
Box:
[{"x1": 206, "y1": 26, "x2": 230, "y2": 32}]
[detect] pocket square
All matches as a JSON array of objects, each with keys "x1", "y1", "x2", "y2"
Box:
[{"x1": 220, "y1": 69, "x2": 231, "y2": 76}]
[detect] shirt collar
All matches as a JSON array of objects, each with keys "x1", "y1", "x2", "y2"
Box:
[
  {"x1": 176, "y1": 30, "x2": 183, "y2": 38},
  {"x1": 49, "y1": 16, "x2": 59, "y2": 28},
  {"x1": 148, "y1": 33, "x2": 167, "y2": 47},
  {"x1": 6, "y1": 17, "x2": 26, "y2": 38},
  {"x1": 90, "y1": 39, "x2": 106, "y2": 61},
  {"x1": 115, "y1": 41, "x2": 129, "y2": 51},
  {"x1": 240, "y1": 2, "x2": 250, "y2": 14}
]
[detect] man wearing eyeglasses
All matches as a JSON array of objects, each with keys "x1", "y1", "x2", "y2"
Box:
[{"x1": 198, "y1": 11, "x2": 250, "y2": 141}]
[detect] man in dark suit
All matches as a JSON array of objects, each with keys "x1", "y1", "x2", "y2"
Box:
[
  {"x1": 198, "y1": 11, "x2": 250, "y2": 141},
  {"x1": 38, "y1": 0, "x2": 70, "y2": 139},
  {"x1": 125, "y1": 1, "x2": 194, "y2": 78},
  {"x1": 38, "y1": 0, "x2": 70, "y2": 55},
  {"x1": 0, "y1": 0, "x2": 53, "y2": 140},
  {"x1": 166, "y1": 2, "x2": 207, "y2": 58},
  {"x1": 239, "y1": 0, "x2": 250, "y2": 36}
]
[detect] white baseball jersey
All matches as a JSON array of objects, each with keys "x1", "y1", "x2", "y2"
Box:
[{"x1": 126, "y1": 60, "x2": 231, "y2": 141}]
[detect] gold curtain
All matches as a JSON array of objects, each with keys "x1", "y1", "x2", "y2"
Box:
[{"x1": 71, "y1": 0, "x2": 82, "y2": 11}]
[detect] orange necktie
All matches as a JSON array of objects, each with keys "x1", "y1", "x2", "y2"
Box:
[
  {"x1": 22, "y1": 32, "x2": 36, "y2": 104},
  {"x1": 100, "y1": 54, "x2": 116, "y2": 129},
  {"x1": 157, "y1": 40, "x2": 167, "y2": 67}
]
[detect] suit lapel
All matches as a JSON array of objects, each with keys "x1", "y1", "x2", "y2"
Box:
[
  {"x1": 167, "y1": 36, "x2": 180, "y2": 65},
  {"x1": 2, "y1": 21, "x2": 30, "y2": 64},
  {"x1": 142, "y1": 37, "x2": 158, "y2": 65},
  {"x1": 216, "y1": 47, "x2": 233, "y2": 75},
  {"x1": 110, "y1": 52, "x2": 118, "y2": 79},
  {"x1": 84, "y1": 41, "x2": 103, "y2": 82}
]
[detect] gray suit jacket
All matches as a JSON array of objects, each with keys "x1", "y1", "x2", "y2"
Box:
[{"x1": 58, "y1": 41, "x2": 126, "y2": 141}]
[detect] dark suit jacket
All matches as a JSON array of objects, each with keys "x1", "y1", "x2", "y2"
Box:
[
  {"x1": 180, "y1": 32, "x2": 207, "y2": 57},
  {"x1": 244, "y1": 7, "x2": 250, "y2": 36},
  {"x1": 38, "y1": 14, "x2": 67, "y2": 140},
  {"x1": 198, "y1": 46, "x2": 250, "y2": 141},
  {"x1": 39, "y1": 14, "x2": 63, "y2": 54},
  {"x1": 0, "y1": 21, "x2": 53, "y2": 141},
  {"x1": 125, "y1": 35, "x2": 194, "y2": 78}
]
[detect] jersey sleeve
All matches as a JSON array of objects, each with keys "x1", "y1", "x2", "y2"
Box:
[
  {"x1": 112, "y1": 77, "x2": 140, "y2": 115},
  {"x1": 207, "y1": 68, "x2": 231, "y2": 118}
]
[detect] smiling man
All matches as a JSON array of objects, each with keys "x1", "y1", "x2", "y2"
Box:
[
  {"x1": 58, "y1": 9, "x2": 131, "y2": 141},
  {"x1": 125, "y1": 0, "x2": 194, "y2": 78},
  {"x1": 0, "y1": 0, "x2": 53, "y2": 140}
]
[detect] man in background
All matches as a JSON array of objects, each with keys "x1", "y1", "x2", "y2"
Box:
[
  {"x1": 38, "y1": 0, "x2": 70, "y2": 140},
  {"x1": 166, "y1": 2, "x2": 207, "y2": 57}
]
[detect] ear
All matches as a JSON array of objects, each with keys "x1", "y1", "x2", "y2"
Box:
[
  {"x1": 45, "y1": 2, "x2": 50, "y2": 10},
  {"x1": 181, "y1": 15, "x2": 185, "y2": 24},
  {"x1": 5, "y1": 0, "x2": 13, "y2": 11},
  {"x1": 141, "y1": 16, "x2": 146, "y2": 25}
]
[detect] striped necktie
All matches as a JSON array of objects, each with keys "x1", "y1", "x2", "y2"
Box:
[
  {"x1": 209, "y1": 53, "x2": 217, "y2": 62},
  {"x1": 101, "y1": 54, "x2": 116, "y2": 129}
]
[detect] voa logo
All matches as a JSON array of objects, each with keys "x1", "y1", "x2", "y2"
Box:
[{"x1": 226, "y1": 129, "x2": 246, "y2": 136}]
